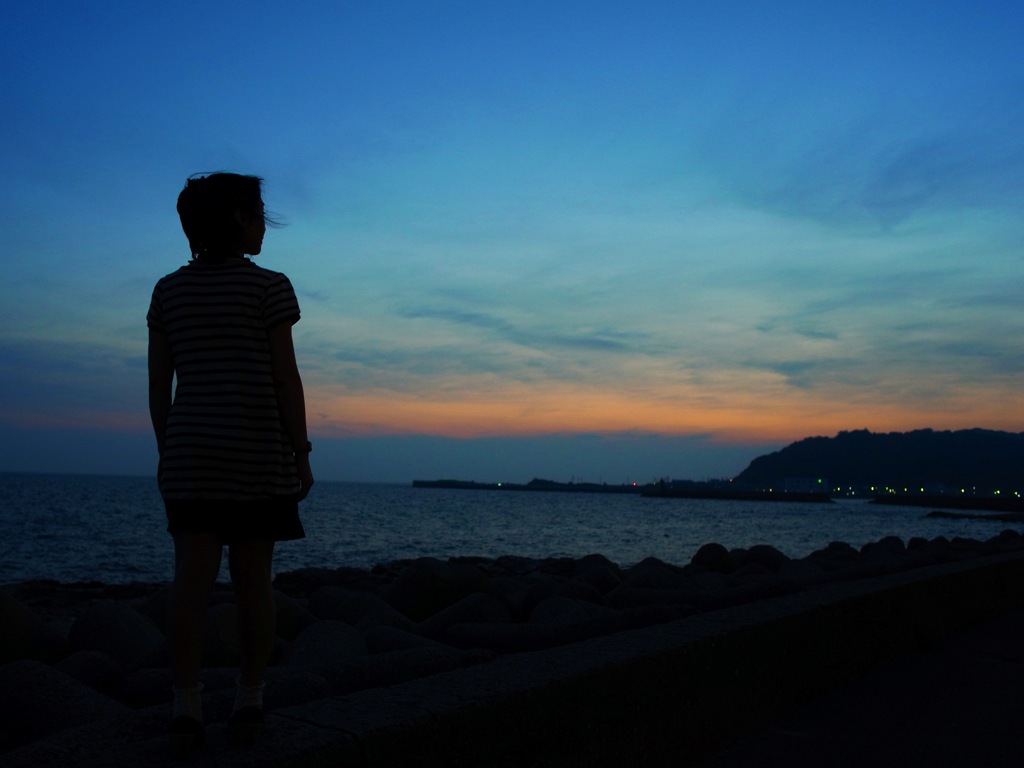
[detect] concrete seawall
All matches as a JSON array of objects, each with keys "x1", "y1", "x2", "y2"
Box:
[{"x1": 287, "y1": 550, "x2": 1024, "y2": 767}]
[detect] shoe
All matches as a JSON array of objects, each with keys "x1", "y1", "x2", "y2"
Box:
[
  {"x1": 228, "y1": 706, "x2": 264, "y2": 747},
  {"x1": 169, "y1": 716, "x2": 205, "y2": 759}
]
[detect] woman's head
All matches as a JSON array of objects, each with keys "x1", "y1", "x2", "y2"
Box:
[{"x1": 176, "y1": 172, "x2": 271, "y2": 260}]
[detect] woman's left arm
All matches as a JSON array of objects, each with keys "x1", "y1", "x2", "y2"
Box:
[{"x1": 268, "y1": 322, "x2": 314, "y2": 499}]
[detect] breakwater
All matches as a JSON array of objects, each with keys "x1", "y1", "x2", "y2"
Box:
[{"x1": 3, "y1": 528, "x2": 1024, "y2": 765}]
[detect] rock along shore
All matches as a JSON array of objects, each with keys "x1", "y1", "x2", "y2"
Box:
[{"x1": 3, "y1": 529, "x2": 1024, "y2": 765}]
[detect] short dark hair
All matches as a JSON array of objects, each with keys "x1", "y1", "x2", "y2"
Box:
[{"x1": 176, "y1": 172, "x2": 269, "y2": 259}]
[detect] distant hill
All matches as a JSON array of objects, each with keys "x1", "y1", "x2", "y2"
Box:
[{"x1": 733, "y1": 429, "x2": 1024, "y2": 491}]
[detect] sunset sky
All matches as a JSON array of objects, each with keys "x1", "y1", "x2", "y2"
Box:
[{"x1": 1, "y1": 1, "x2": 1022, "y2": 483}]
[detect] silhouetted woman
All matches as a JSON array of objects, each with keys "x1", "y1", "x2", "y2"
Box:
[{"x1": 148, "y1": 172, "x2": 313, "y2": 756}]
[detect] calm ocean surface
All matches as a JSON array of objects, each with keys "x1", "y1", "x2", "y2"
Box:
[{"x1": 0, "y1": 472, "x2": 1015, "y2": 586}]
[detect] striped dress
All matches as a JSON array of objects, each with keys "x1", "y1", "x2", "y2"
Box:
[{"x1": 147, "y1": 258, "x2": 301, "y2": 501}]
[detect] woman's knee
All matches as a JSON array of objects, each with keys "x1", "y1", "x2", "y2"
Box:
[
  {"x1": 172, "y1": 532, "x2": 223, "y2": 585},
  {"x1": 228, "y1": 540, "x2": 275, "y2": 591}
]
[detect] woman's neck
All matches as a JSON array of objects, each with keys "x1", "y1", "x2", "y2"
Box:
[{"x1": 195, "y1": 250, "x2": 246, "y2": 263}]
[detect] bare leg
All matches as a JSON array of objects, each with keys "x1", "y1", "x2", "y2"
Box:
[
  {"x1": 228, "y1": 538, "x2": 277, "y2": 688},
  {"x1": 168, "y1": 532, "x2": 223, "y2": 689}
]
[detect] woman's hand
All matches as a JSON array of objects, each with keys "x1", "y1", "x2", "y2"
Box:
[{"x1": 295, "y1": 453, "x2": 314, "y2": 500}]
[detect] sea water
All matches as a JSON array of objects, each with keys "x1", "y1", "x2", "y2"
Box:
[{"x1": 0, "y1": 472, "x2": 1014, "y2": 586}]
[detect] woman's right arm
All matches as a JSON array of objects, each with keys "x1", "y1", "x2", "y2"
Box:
[{"x1": 148, "y1": 328, "x2": 174, "y2": 454}]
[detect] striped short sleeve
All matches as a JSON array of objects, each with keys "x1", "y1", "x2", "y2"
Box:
[
  {"x1": 147, "y1": 286, "x2": 165, "y2": 332},
  {"x1": 263, "y1": 272, "x2": 300, "y2": 329}
]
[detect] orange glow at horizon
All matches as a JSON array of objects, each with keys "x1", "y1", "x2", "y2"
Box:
[
  {"x1": 4, "y1": 378, "x2": 1018, "y2": 449},
  {"x1": 305, "y1": 378, "x2": 1024, "y2": 444}
]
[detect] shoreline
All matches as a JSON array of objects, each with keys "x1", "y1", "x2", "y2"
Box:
[{"x1": 413, "y1": 478, "x2": 1024, "y2": 511}]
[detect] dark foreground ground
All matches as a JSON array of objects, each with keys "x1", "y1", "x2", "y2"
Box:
[
  {"x1": 3, "y1": 531, "x2": 1024, "y2": 766},
  {"x1": 702, "y1": 605, "x2": 1024, "y2": 768}
]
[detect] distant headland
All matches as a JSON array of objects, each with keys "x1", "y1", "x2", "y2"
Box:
[{"x1": 414, "y1": 428, "x2": 1024, "y2": 512}]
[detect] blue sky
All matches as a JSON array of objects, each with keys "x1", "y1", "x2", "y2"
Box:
[{"x1": 1, "y1": 1, "x2": 1022, "y2": 483}]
